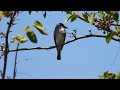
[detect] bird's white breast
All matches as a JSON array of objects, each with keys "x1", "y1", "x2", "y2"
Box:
[{"x1": 56, "y1": 27, "x2": 66, "y2": 45}]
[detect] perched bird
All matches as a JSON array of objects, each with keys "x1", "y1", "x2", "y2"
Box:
[{"x1": 54, "y1": 23, "x2": 67, "y2": 60}]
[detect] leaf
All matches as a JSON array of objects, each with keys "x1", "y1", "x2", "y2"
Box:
[
  {"x1": 98, "y1": 11, "x2": 105, "y2": 19},
  {"x1": 106, "y1": 32, "x2": 116, "y2": 45},
  {"x1": 43, "y1": 11, "x2": 47, "y2": 18},
  {"x1": 26, "y1": 30, "x2": 37, "y2": 43},
  {"x1": 0, "y1": 11, "x2": 3, "y2": 21},
  {"x1": 65, "y1": 15, "x2": 77, "y2": 22},
  {"x1": 33, "y1": 20, "x2": 48, "y2": 35},
  {"x1": 98, "y1": 75, "x2": 103, "y2": 79},
  {"x1": 65, "y1": 15, "x2": 73, "y2": 22},
  {"x1": 15, "y1": 34, "x2": 28, "y2": 43},
  {"x1": 108, "y1": 74, "x2": 116, "y2": 79},
  {"x1": 10, "y1": 36, "x2": 16, "y2": 43},
  {"x1": 3, "y1": 11, "x2": 9, "y2": 18},
  {"x1": 15, "y1": 34, "x2": 24, "y2": 41},
  {"x1": 115, "y1": 26, "x2": 120, "y2": 31},
  {"x1": 117, "y1": 32, "x2": 120, "y2": 37},
  {"x1": 19, "y1": 38, "x2": 28, "y2": 43},
  {"x1": 104, "y1": 71, "x2": 110, "y2": 78},
  {"x1": 22, "y1": 26, "x2": 30, "y2": 32},
  {"x1": 82, "y1": 13, "x2": 88, "y2": 22},
  {"x1": 65, "y1": 11, "x2": 73, "y2": 15},
  {"x1": 105, "y1": 11, "x2": 113, "y2": 16},
  {"x1": 113, "y1": 12, "x2": 119, "y2": 22},
  {"x1": 28, "y1": 11, "x2": 32, "y2": 15},
  {"x1": 89, "y1": 13, "x2": 95, "y2": 25},
  {"x1": 115, "y1": 72, "x2": 120, "y2": 79},
  {"x1": 71, "y1": 15, "x2": 77, "y2": 22}
]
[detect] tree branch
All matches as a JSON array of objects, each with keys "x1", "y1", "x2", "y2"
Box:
[
  {"x1": 0, "y1": 70, "x2": 3, "y2": 78},
  {"x1": 13, "y1": 43, "x2": 19, "y2": 79},
  {"x1": 9, "y1": 34, "x2": 120, "y2": 52},
  {"x1": 73, "y1": 12, "x2": 115, "y2": 33},
  {"x1": 2, "y1": 11, "x2": 17, "y2": 79},
  {"x1": 111, "y1": 23, "x2": 120, "y2": 26}
]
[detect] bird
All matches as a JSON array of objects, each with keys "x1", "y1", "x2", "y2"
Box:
[{"x1": 54, "y1": 23, "x2": 68, "y2": 60}]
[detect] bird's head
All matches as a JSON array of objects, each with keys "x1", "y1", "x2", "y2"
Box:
[{"x1": 57, "y1": 23, "x2": 68, "y2": 29}]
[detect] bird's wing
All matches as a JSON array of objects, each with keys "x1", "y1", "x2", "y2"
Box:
[
  {"x1": 54, "y1": 28, "x2": 57, "y2": 45},
  {"x1": 61, "y1": 30, "x2": 66, "y2": 50}
]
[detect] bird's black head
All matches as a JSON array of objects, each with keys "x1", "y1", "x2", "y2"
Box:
[{"x1": 58, "y1": 23, "x2": 68, "y2": 28}]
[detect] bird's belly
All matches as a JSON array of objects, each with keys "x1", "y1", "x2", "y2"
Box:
[{"x1": 56, "y1": 34, "x2": 65, "y2": 45}]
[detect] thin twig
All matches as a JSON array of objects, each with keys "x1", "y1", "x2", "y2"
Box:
[
  {"x1": 2, "y1": 11, "x2": 17, "y2": 79},
  {"x1": 0, "y1": 70, "x2": 3, "y2": 78},
  {"x1": 13, "y1": 43, "x2": 19, "y2": 79},
  {"x1": 9, "y1": 34, "x2": 120, "y2": 52}
]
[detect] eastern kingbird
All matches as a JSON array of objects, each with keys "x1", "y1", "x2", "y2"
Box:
[{"x1": 54, "y1": 23, "x2": 67, "y2": 60}]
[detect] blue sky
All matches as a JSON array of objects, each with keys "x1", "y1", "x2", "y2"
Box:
[{"x1": 0, "y1": 11, "x2": 120, "y2": 79}]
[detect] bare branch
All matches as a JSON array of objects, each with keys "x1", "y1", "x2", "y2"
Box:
[
  {"x1": 111, "y1": 23, "x2": 120, "y2": 26},
  {"x1": 9, "y1": 34, "x2": 120, "y2": 52},
  {"x1": 0, "y1": 70, "x2": 3, "y2": 78},
  {"x1": 2, "y1": 11, "x2": 17, "y2": 79},
  {"x1": 13, "y1": 43, "x2": 19, "y2": 79}
]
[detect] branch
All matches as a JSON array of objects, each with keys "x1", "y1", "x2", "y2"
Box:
[
  {"x1": 0, "y1": 70, "x2": 3, "y2": 78},
  {"x1": 2, "y1": 11, "x2": 17, "y2": 79},
  {"x1": 73, "y1": 12, "x2": 115, "y2": 33},
  {"x1": 9, "y1": 34, "x2": 120, "y2": 52},
  {"x1": 111, "y1": 23, "x2": 120, "y2": 26},
  {"x1": 13, "y1": 43, "x2": 19, "y2": 79}
]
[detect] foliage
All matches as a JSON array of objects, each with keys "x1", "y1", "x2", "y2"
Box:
[
  {"x1": 26, "y1": 30, "x2": 37, "y2": 43},
  {"x1": 64, "y1": 11, "x2": 120, "y2": 45},
  {"x1": 0, "y1": 11, "x2": 3, "y2": 21},
  {"x1": 106, "y1": 32, "x2": 116, "y2": 45},
  {"x1": 99, "y1": 71, "x2": 120, "y2": 79},
  {"x1": 11, "y1": 34, "x2": 28, "y2": 43},
  {"x1": 33, "y1": 20, "x2": 48, "y2": 35}
]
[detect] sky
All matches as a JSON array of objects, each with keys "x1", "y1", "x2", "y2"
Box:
[{"x1": 0, "y1": 11, "x2": 120, "y2": 79}]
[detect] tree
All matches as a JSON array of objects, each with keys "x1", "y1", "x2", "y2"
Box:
[{"x1": 0, "y1": 11, "x2": 120, "y2": 79}]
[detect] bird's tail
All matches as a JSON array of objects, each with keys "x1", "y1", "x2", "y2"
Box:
[{"x1": 57, "y1": 51, "x2": 61, "y2": 60}]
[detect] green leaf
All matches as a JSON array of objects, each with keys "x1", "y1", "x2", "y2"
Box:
[
  {"x1": 15, "y1": 34, "x2": 28, "y2": 43},
  {"x1": 115, "y1": 26, "x2": 120, "y2": 31},
  {"x1": 28, "y1": 11, "x2": 32, "y2": 15},
  {"x1": 65, "y1": 15, "x2": 77, "y2": 22},
  {"x1": 113, "y1": 12, "x2": 119, "y2": 22},
  {"x1": 33, "y1": 20, "x2": 48, "y2": 35},
  {"x1": 65, "y1": 11, "x2": 73, "y2": 15},
  {"x1": 118, "y1": 32, "x2": 120, "y2": 37},
  {"x1": 106, "y1": 32, "x2": 116, "y2": 45},
  {"x1": 115, "y1": 72, "x2": 120, "y2": 79},
  {"x1": 105, "y1": 11, "x2": 113, "y2": 16},
  {"x1": 43, "y1": 11, "x2": 47, "y2": 18},
  {"x1": 65, "y1": 15, "x2": 74, "y2": 22},
  {"x1": 3, "y1": 11, "x2": 10, "y2": 18},
  {"x1": 108, "y1": 74, "x2": 116, "y2": 79},
  {"x1": 22, "y1": 26, "x2": 30, "y2": 32},
  {"x1": 98, "y1": 11, "x2": 105, "y2": 19},
  {"x1": 89, "y1": 13, "x2": 95, "y2": 25},
  {"x1": 19, "y1": 38, "x2": 28, "y2": 43},
  {"x1": 71, "y1": 15, "x2": 77, "y2": 22},
  {"x1": 82, "y1": 13, "x2": 89, "y2": 22},
  {"x1": 98, "y1": 75, "x2": 103, "y2": 79},
  {"x1": 10, "y1": 36, "x2": 16, "y2": 43},
  {"x1": 26, "y1": 30, "x2": 37, "y2": 43}
]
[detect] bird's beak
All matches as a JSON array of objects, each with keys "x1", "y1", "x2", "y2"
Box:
[{"x1": 64, "y1": 26, "x2": 68, "y2": 29}]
